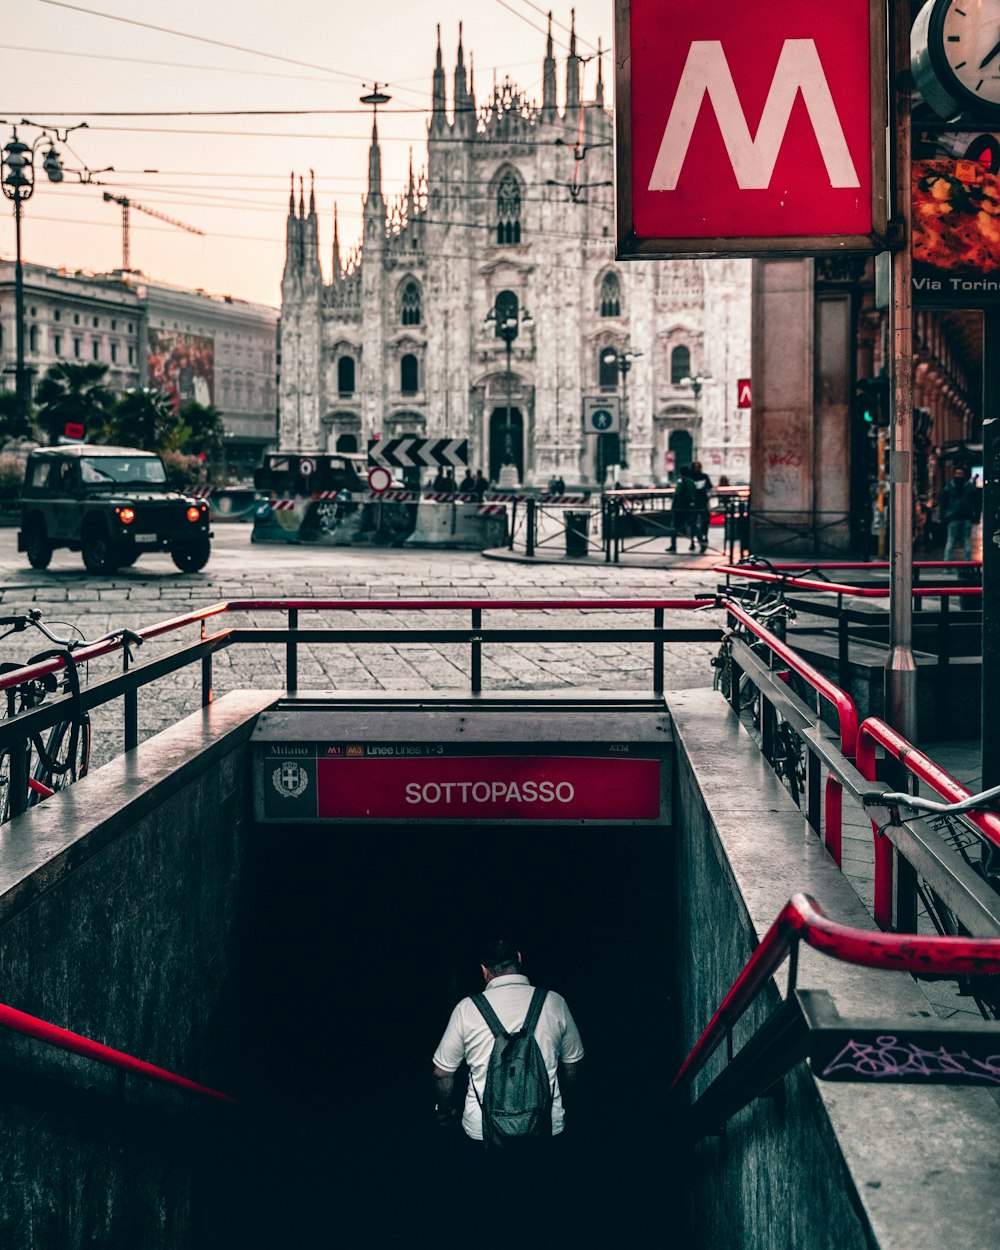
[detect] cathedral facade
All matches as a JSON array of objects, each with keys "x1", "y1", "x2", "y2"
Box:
[{"x1": 279, "y1": 20, "x2": 752, "y2": 487}]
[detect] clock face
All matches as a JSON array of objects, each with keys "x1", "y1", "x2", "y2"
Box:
[{"x1": 939, "y1": 0, "x2": 1000, "y2": 106}]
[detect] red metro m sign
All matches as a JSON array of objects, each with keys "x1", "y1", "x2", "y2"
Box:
[{"x1": 615, "y1": 0, "x2": 887, "y2": 258}]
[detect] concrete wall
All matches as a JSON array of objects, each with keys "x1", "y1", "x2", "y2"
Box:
[
  {"x1": 669, "y1": 688, "x2": 1000, "y2": 1250},
  {"x1": 0, "y1": 690, "x2": 275, "y2": 1247}
]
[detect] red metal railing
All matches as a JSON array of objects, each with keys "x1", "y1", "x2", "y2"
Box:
[
  {"x1": 722, "y1": 600, "x2": 858, "y2": 757},
  {"x1": 715, "y1": 563, "x2": 982, "y2": 599},
  {"x1": 856, "y1": 717, "x2": 1000, "y2": 929},
  {"x1": 0, "y1": 1001, "x2": 235, "y2": 1104},
  {"x1": 670, "y1": 891, "x2": 1000, "y2": 1099}
]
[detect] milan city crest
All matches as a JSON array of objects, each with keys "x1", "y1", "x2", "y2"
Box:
[{"x1": 272, "y1": 761, "x2": 309, "y2": 799}]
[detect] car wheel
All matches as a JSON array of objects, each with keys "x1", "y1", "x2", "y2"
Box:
[
  {"x1": 81, "y1": 526, "x2": 120, "y2": 574},
  {"x1": 170, "y1": 538, "x2": 211, "y2": 573},
  {"x1": 25, "y1": 523, "x2": 54, "y2": 570}
]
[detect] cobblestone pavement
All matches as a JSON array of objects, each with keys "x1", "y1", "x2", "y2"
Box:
[{"x1": 0, "y1": 525, "x2": 726, "y2": 770}]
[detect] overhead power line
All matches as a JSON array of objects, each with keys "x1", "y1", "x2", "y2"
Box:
[{"x1": 37, "y1": 0, "x2": 377, "y2": 87}]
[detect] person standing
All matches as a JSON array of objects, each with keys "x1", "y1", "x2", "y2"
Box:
[
  {"x1": 940, "y1": 467, "x2": 980, "y2": 562},
  {"x1": 670, "y1": 466, "x2": 696, "y2": 553},
  {"x1": 689, "y1": 460, "x2": 713, "y2": 553}
]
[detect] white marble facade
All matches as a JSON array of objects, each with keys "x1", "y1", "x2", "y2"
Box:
[{"x1": 278, "y1": 20, "x2": 752, "y2": 486}]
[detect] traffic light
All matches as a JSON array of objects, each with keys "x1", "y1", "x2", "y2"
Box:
[{"x1": 855, "y1": 376, "x2": 890, "y2": 427}]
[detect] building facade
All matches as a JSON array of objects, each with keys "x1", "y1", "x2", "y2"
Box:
[
  {"x1": 0, "y1": 262, "x2": 278, "y2": 478},
  {"x1": 279, "y1": 20, "x2": 752, "y2": 486}
]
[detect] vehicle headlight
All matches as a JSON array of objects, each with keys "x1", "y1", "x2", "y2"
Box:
[
  {"x1": 186, "y1": 506, "x2": 202, "y2": 523},
  {"x1": 116, "y1": 507, "x2": 135, "y2": 524}
]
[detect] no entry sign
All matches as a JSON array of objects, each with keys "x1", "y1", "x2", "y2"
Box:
[{"x1": 615, "y1": 0, "x2": 887, "y2": 257}]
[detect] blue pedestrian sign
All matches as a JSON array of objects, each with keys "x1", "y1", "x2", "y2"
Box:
[{"x1": 583, "y1": 396, "x2": 620, "y2": 434}]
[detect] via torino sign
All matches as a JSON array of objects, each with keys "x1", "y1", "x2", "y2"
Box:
[{"x1": 614, "y1": 0, "x2": 887, "y2": 258}]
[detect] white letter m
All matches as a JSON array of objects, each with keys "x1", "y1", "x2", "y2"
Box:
[{"x1": 647, "y1": 40, "x2": 860, "y2": 191}]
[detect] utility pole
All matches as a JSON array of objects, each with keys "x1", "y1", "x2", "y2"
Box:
[{"x1": 885, "y1": 0, "x2": 917, "y2": 741}]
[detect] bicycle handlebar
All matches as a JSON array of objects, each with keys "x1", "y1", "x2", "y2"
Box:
[
  {"x1": 0, "y1": 614, "x2": 144, "y2": 654},
  {"x1": 862, "y1": 783, "x2": 1000, "y2": 817}
]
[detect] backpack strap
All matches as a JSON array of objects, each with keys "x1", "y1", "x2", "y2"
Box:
[
  {"x1": 471, "y1": 993, "x2": 506, "y2": 1039},
  {"x1": 522, "y1": 986, "x2": 548, "y2": 1037},
  {"x1": 472, "y1": 986, "x2": 549, "y2": 1039}
]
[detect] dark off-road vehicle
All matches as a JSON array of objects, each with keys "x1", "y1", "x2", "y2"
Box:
[{"x1": 18, "y1": 445, "x2": 212, "y2": 574}]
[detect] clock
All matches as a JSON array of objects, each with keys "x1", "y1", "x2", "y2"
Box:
[{"x1": 912, "y1": 0, "x2": 1000, "y2": 120}]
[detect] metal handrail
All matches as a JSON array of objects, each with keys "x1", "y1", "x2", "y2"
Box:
[
  {"x1": 856, "y1": 716, "x2": 1000, "y2": 929},
  {"x1": 0, "y1": 1000, "x2": 235, "y2": 1104},
  {"x1": 722, "y1": 599, "x2": 859, "y2": 757},
  {"x1": 715, "y1": 563, "x2": 982, "y2": 599},
  {"x1": 670, "y1": 891, "x2": 1000, "y2": 1101}
]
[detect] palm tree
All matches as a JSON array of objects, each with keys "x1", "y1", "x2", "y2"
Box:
[
  {"x1": 109, "y1": 387, "x2": 181, "y2": 453},
  {"x1": 34, "y1": 362, "x2": 115, "y2": 445},
  {"x1": 178, "y1": 401, "x2": 225, "y2": 459}
]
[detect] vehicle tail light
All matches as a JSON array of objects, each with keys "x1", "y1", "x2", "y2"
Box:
[
  {"x1": 186, "y1": 506, "x2": 201, "y2": 522},
  {"x1": 117, "y1": 507, "x2": 135, "y2": 524}
]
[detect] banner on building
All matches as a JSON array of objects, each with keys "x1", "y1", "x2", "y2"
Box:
[
  {"x1": 148, "y1": 328, "x2": 215, "y2": 410},
  {"x1": 614, "y1": 0, "x2": 887, "y2": 258},
  {"x1": 912, "y1": 127, "x2": 1000, "y2": 306}
]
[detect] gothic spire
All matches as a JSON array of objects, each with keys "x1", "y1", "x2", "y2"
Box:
[
  {"x1": 332, "y1": 202, "x2": 341, "y2": 280},
  {"x1": 288, "y1": 170, "x2": 295, "y2": 214},
  {"x1": 367, "y1": 115, "x2": 383, "y2": 200},
  {"x1": 298, "y1": 175, "x2": 305, "y2": 219},
  {"x1": 542, "y1": 11, "x2": 557, "y2": 123},
  {"x1": 595, "y1": 38, "x2": 604, "y2": 108},
  {"x1": 431, "y1": 24, "x2": 447, "y2": 132},
  {"x1": 454, "y1": 22, "x2": 473, "y2": 133},
  {"x1": 565, "y1": 8, "x2": 580, "y2": 114},
  {"x1": 308, "y1": 168, "x2": 316, "y2": 217}
]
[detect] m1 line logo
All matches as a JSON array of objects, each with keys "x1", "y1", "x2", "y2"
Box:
[
  {"x1": 647, "y1": 40, "x2": 859, "y2": 192},
  {"x1": 620, "y1": 0, "x2": 883, "y2": 251}
]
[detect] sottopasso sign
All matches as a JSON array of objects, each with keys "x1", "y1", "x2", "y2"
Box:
[{"x1": 615, "y1": 0, "x2": 887, "y2": 257}]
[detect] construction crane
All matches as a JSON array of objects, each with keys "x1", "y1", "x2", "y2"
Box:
[{"x1": 101, "y1": 191, "x2": 204, "y2": 272}]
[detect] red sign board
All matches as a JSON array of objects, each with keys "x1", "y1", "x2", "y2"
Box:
[
  {"x1": 316, "y1": 755, "x2": 661, "y2": 821},
  {"x1": 737, "y1": 379, "x2": 752, "y2": 409},
  {"x1": 615, "y1": 0, "x2": 886, "y2": 257}
]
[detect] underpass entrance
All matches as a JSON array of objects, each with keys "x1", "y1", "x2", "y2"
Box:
[{"x1": 247, "y1": 697, "x2": 684, "y2": 1245}]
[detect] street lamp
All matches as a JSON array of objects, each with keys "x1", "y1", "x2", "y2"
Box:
[
  {"x1": 485, "y1": 294, "x2": 533, "y2": 487},
  {"x1": 2, "y1": 125, "x2": 67, "y2": 436},
  {"x1": 600, "y1": 347, "x2": 642, "y2": 479},
  {"x1": 680, "y1": 373, "x2": 711, "y2": 462}
]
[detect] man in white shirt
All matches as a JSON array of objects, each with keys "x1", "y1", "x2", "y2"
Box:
[{"x1": 432, "y1": 938, "x2": 584, "y2": 1143}]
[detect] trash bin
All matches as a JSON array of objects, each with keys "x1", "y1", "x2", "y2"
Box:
[{"x1": 565, "y1": 511, "x2": 590, "y2": 556}]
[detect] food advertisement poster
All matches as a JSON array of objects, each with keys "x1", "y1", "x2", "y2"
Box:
[
  {"x1": 147, "y1": 328, "x2": 215, "y2": 409},
  {"x1": 912, "y1": 128, "x2": 1000, "y2": 304}
]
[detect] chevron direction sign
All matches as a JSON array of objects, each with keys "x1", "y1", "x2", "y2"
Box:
[
  {"x1": 368, "y1": 438, "x2": 468, "y2": 469},
  {"x1": 615, "y1": 0, "x2": 887, "y2": 258}
]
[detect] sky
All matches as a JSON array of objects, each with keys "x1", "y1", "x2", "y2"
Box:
[{"x1": 1, "y1": 0, "x2": 614, "y2": 309}]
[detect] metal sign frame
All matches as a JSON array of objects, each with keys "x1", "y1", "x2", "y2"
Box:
[{"x1": 614, "y1": 0, "x2": 888, "y2": 259}]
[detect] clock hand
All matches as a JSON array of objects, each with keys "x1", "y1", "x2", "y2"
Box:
[{"x1": 979, "y1": 37, "x2": 1000, "y2": 70}]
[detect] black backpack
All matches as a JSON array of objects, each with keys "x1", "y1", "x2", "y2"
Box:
[{"x1": 471, "y1": 987, "x2": 553, "y2": 1148}]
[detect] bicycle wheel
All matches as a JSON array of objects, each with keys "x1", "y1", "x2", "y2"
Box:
[
  {"x1": 773, "y1": 721, "x2": 806, "y2": 806},
  {"x1": 0, "y1": 749, "x2": 11, "y2": 823},
  {"x1": 30, "y1": 714, "x2": 92, "y2": 804}
]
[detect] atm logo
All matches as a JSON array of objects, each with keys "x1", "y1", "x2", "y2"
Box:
[{"x1": 648, "y1": 40, "x2": 859, "y2": 192}]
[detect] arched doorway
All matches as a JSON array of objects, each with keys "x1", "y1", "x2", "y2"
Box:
[
  {"x1": 669, "y1": 428, "x2": 693, "y2": 472},
  {"x1": 489, "y1": 407, "x2": 524, "y2": 484},
  {"x1": 336, "y1": 433, "x2": 358, "y2": 453}
]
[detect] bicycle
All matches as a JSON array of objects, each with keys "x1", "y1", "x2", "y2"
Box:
[
  {"x1": 862, "y1": 782, "x2": 1000, "y2": 1018},
  {"x1": 0, "y1": 611, "x2": 143, "y2": 822}
]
